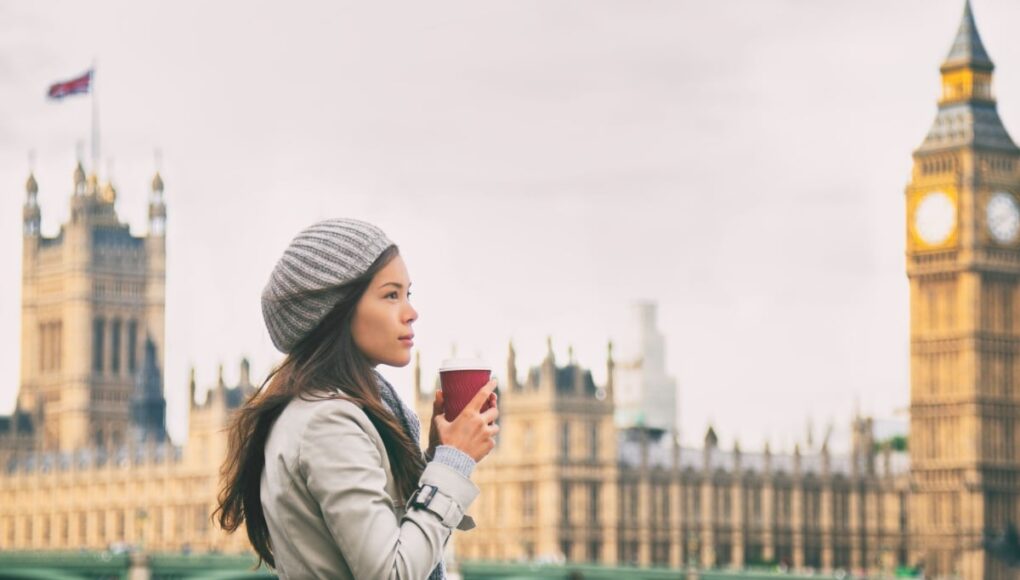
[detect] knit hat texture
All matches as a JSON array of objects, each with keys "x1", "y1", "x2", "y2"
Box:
[{"x1": 261, "y1": 218, "x2": 393, "y2": 353}]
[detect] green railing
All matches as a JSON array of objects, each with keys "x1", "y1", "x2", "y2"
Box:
[
  {"x1": 0, "y1": 552, "x2": 916, "y2": 579},
  {"x1": 0, "y1": 551, "x2": 129, "y2": 579},
  {"x1": 0, "y1": 552, "x2": 276, "y2": 580},
  {"x1": 459, "y1": 561, "x2": 863, "y2": 579}
]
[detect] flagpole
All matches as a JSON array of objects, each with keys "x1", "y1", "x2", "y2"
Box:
[{"x1": 91, "y1": 60, "x2": 99, "y2": 176}]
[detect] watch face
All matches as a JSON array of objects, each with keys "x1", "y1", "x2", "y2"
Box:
[
  {"x1": 914, "y1": 191, "x2": 956, "y2": 246},
  {"x1": 987, "y1": 192, "x2": 1020, "y2": 244}
]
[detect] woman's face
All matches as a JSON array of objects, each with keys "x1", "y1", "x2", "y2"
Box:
[{"x1": 351, "y1": 254, "x2": 418, "y2": 367}]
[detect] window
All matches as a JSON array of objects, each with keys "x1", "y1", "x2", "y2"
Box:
[
  {"x1": 589, "y1": 422, "x2": 599, "y2": 461},
  {"x1": 561, "y1": 482, "x2": 571, "y2": 524},
  {"x1": 590, "y1": 483, "x2": 600, "y2": 523},
  {"x1": 630, "y1": 485, "x2": 639, "y2": 523},
  {"x1": 38, "y1": 322, "x2": 62, "y2": 372},
  {"x1": 38, "y1": 323, "x2": 46, "y2": 372},
  {"x1": 588, "y1": 540, "x2": 601, "y2": 563},
  {"x1": 694, "y1": 486, "x2": 702, "y2": 523},
  {"x1": 522, "y1": 483, "x2": 535, "y2": 522},
  {"x1": 111, "y1": 319, "x2": 121, "y2": 373},
  {"x1": 661, "y1": 485, "x2": 671, "y2": 524},
  {"x1": 92, "y1": 317, "x2": 105, "y2": 372},
  {"x1": 560, "y1": 540, "x2": 572, "y2": 561},
  {"x1": 194, "y1": 505, "x2": 208, "y2": 533},
  {"x1": 653, "y1": 541, "x2": 670, "y2": 565},
  {"x1": 127, "y1": 320, "x2": 138, "y2": 373},
  {"x1": 54, "y1": 322, "x2": 61, "y2": 371},
  {"x1": 561, "y1": 421, "x2": 570, "y2": 460},
  {"x1": 521, "y1": 421, "x2": 533, "y2": 452}
]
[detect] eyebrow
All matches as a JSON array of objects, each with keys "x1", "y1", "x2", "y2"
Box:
[{"x1": 379, "y1": 282, "x2": 411, "y2": 290}]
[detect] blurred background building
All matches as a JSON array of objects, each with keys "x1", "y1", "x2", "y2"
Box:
[
  {"x1": 904, "y1": 1, "x2": 1020, "y2": 577},
  {"x1": 0, "y1": 164, "x2": 254, "y2": 553},
  {"x1": 417, "y1": 341, "x2": 910, "y2": 571},
  {"x1": 613, "y1": 301, "x2": 678, "y2": 434}
]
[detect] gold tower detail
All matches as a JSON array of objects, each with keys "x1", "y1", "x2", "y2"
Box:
[
  {"x1": 17, "y1": 162, "x2": 168, "y2": 452},
  {"x1": 906, "y1": 2, "x2": 1020, "y2": 577}
]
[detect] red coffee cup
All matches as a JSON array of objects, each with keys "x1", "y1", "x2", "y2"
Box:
[{"x1": 439, "y1": 358, "x2": 493, "y2": 421}]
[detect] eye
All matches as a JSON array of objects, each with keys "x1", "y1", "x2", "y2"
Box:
[
  {"x1": 406, "y1": 291, "x2": 412, "y2": 300},
  {"x1": 385, "y1": 291, "x2": 399, "y2": 300}
]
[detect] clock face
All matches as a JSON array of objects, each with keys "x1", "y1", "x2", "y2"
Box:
[
  {"x1": 914, "y1": 191, "x2": 956, "y2": 246},
  {"x1": 987, "y1": 192, "x2": 1020, "y2": 244}
]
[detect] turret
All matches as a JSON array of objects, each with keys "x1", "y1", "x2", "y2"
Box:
[
  {"x1": 239, "y1": 357, "x2": 252, "y2": 387},
  {"x1": 569, "y1": 345, "x2": 585, "y2": 395},
  {"x1": 821, "y1": 437, "x2": 831, "y2": 478},
  {"x1": 732, "y1": 439, "x2": 742, "y2": 475},
  {"x1": 539, "y1": 336, "x2": 556, "y2": 391},
  {"x1": 23, "y1": 172, "x2": 40, "y2": 237},
  {"x1": 605, "y1": 340, "x2": 615, "y2": 402},
  {"x1": 703, "y1": 425, "x2": 718, "y2": 472},
  {"x1": 506, "y1": 340, "x2": 518, "y2": 393},
  {"x1": 149, "y1": 170, "x2": 166, "y2": 236},
  {"x1": 73, "y1": 160, "x2": 85, "y2": 196}
]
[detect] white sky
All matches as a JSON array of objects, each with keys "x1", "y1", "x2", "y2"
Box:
[{"x1": 2, "y1": 0, "x2": 1018, "y2": 451}]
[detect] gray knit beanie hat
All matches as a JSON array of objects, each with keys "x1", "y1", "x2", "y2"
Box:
[{"x1": 261, "y1": 218, "x2": 394, "y2": 353}]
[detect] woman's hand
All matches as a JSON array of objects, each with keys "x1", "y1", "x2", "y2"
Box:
[{"x1": 433, "y1": 379, "x2": 500, "y2": 463}]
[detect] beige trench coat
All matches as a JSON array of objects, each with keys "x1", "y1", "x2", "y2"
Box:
[{"x1": 260, "y1": 395, "x2": 478, "y2": 579}]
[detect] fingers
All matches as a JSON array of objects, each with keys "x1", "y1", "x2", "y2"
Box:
[
  {"x1": 433, "y1": 412, "x2": 451, "y2": 430},
  {"x1": 479, "y1": 405, "x2": 499, "y2": 425},
  {"x1": 465, "y1": 378, "x2": 498, "y2": 412},
  {"x1": 432, "y1": 390, "x2": 444, "y2": 414}
]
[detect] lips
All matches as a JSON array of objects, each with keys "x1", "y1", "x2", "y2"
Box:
[{"x1": 399, "y1": 334, "x2": 415, "y2": 346}]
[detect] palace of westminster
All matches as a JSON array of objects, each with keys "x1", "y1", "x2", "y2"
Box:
[{"x1": 1, "y1": 2, "x2": 1019, "y2": 577}]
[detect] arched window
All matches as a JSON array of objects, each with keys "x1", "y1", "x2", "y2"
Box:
[{"x1": 92, "y1": 317, "x2": 105, "y2": 373}]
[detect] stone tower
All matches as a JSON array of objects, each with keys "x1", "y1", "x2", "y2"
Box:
[
  {"x1": 18, "y1": 161, "x2": 168, "y2": 452},
  {"x1": 613, "y1": 301, "x2": 678, "y2": 433},
  {"x1": 906, "y1": 2, "x2": 1020, "y2": 577}
]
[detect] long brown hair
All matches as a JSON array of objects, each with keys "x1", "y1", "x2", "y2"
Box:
[{"x1": 214, "y1": 244, "x2": 426, "y2": 569}]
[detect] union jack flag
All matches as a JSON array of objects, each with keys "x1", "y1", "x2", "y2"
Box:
[{"x1": 47, "y1": 69, "x2": 92, "y2": 99}]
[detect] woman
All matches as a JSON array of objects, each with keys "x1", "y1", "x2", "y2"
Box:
[{"x1": 215, "y1": 218, "x2": 499, "y2": 579}]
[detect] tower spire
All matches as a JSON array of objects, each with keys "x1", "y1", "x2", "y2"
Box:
[
  {"x1": 943, "y1": 0, "x2": 992, "y2": 71},
  {"x1": 23, "y1": 159, "x2": 40, "y2": 237},
  {"x1": 917, "y1": 0, "x2": 1016, "y2": 153}
]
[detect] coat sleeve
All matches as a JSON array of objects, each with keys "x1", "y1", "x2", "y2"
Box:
[{"x1": 298, "y1": 399, "x2": 479, "y2": 580}]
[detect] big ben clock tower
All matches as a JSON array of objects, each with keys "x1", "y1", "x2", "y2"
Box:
[{"x1": 906, "y1": 2, "x2": 1020, "y2": 577}]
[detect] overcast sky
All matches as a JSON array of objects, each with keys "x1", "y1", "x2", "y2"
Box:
[{"x1": 2, "y1": 0, "x2": 1018, "y2": 451}]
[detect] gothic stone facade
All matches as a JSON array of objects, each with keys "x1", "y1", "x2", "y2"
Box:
[
  {"x1": 416, "y1": 344, "x2": 911, "y2": 573},
  {"x1": 905, "y1": 2, "x2": 1020, "y2": 578},
  {"x1": 0, "y1": 163, "x2": 255, "y2": 553}
]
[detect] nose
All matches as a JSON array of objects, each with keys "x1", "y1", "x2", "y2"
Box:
[{"x1": 404, "y1": 302, "x2": 418, "y2": 325}]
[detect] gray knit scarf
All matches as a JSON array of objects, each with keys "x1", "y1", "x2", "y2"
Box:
[{"x1": 375, "y1": 372, "x2": 446, "y2": 580}]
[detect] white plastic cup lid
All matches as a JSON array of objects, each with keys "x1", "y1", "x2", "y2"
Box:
[{"x1": 439, "y1": 358, "x2": 490, "y2": 372}]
